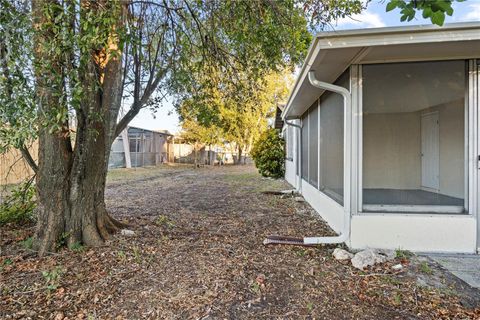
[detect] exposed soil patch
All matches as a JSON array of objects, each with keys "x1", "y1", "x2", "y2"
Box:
[{"x1": 1, "y1": 165, "x2": 479, "y2": 319}]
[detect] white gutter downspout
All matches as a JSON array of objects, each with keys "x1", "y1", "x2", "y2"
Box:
[
  {"x1": 303, "y1": 71, "x2": 352, "y2": 245},
  {"x1": 284, "y1": 120, "x2": 302, "y2": 193}
]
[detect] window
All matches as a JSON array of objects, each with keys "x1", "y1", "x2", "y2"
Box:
[
  {"x1": 362, "y1": 60, "x2": 467, "y2": 213},
  {"x1": 318, "y1": 71, "x2": 349, "y2": 204}
]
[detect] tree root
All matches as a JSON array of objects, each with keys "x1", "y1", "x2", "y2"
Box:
[{"x1": 96, "y1": 208, "x2": 130, "y2": 241}]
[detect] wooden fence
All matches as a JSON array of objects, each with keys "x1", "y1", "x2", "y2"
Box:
[{"x1": 0, "y1": 142, "x2": 38, "y2": 186}]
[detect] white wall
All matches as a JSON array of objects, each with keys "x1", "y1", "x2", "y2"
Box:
[
  {"x1": 302, "y1": 179, "x2": 345, "y2": 234},
  {"x1": 350, "y1": 214, "x2": 476, "y2": 253},
  {"x1": 363, "y1": 112, "x2": 421, "y2": 189},
  {"x1": 430, "y1": 100, "x2": 465, "y2": 198},
  {"x1": 285, "y1": 160, "x2": 296, "y2": 187}
]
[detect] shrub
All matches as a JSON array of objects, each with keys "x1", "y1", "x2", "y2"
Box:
[
  {"x1": 0, "y1": 180, "x2": 36, "y2": 225},
  {"x1": 251, "y1": 128, "x2": 285, "y2": 178}
]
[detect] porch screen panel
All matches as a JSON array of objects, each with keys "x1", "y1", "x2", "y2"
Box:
[
  {"x1": 308, "y1": 104, "x2": 319, "y2": 187},
  {"x1": 319, "y1": 71, "x2": 348, "y2": 205},
  {"x1": 301, "y1": 112, "x2": 309, "y2": 180},
  {"x1": 129, "y1": 136, "x2": 140, "y2": 152},
  {"x1": 362, "y1": 60, "x2": 466, "y2": 213}
]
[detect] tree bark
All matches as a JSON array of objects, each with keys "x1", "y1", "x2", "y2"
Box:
[
  {"x1": 235, "y1": 146, "x2": 243, "y2": 165},
  {"x1": 32, "y1": 0, "x2": 127, "y2": 256}
]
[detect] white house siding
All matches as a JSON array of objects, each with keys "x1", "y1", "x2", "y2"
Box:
[
  {"x1": 350, "y1": 214, "x2": 476, "y2": 253},
  {"x1": 285, "y1": 161, "x2": 296, "y2": 187},
  {"x1": 301, "y1": 179, "x2": 345, "y2": 234}
]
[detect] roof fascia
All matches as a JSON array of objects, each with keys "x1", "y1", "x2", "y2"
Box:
[{"x1": 282, "y1": 22, "x2": 480, "y2": 119}]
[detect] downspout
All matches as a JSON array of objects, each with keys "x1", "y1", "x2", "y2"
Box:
[
  {"x1": 284, "y1": 120, "x2": 302, "y2": 193},
  {"x1": 264, "y1": 71, "x2": 351, "y2": 246},
  {"x1": 303, "y1": 71, "x2": 351, "y2": 245}
]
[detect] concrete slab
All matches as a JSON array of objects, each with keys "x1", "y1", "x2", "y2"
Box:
[{"x1": 428, "y1": 254, "x2": 480, "y2": 289}]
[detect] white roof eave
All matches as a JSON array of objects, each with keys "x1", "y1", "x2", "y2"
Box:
[{"x1": 282, "y1": 22, "x2": 480, "y2": 120}]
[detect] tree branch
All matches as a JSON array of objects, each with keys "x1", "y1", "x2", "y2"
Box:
[
  {"x1": 19, "y1": 145, "x2": 38, "y2": 174},
  {"x1": 114, "y1": 102, "x2": 141, "y2": 137}
]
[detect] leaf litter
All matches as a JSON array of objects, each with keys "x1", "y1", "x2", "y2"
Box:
[{"x1": 1, "y1": 164, "x2": 479, "y2": 319}]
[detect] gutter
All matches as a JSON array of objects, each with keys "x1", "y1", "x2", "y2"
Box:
[{"x1": 264, "y1": 71, "x2": 351, "y2": 247}]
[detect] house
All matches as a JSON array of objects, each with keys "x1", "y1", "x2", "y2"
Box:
[
  {"x1": 109, "y1": 126, "x2": 173, "y2": 168},
  {"x1": 282, "y1": 22, "x2": 480, "y2": 253}
]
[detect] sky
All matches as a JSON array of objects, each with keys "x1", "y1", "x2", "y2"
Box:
[{"x1": 129, "y1": 0, "x2": 480, "y2": 135}]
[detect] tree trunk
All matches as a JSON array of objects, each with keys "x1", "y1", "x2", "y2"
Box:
[
  {"x1": 32, "y1": 0, "x2": 127, "y2": 256},
  {"x1": 67, "y1": 119, "x2": 127, "y2": 248},
  {"x1": 236, "y1": 146, "x2": 243, "y2": 165},
  {"x1": 35, "y1": 119, "x2": 127, "y2": 254}
]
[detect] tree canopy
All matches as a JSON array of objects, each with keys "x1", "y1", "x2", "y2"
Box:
[
  {"x1": 386, "y1": 0, "x2": 464, "y2": 26},
  {"x1": 177, "y1": 69, "x2": 293, "y2": 161}
]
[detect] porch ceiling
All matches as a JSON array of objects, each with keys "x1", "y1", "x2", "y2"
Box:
[{"x1": 283, "y1": 22, "x2": 480, "y2": 119}]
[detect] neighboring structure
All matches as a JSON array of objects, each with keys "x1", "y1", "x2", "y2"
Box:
[
  {"x1": 282, "y1": 22, "x2": 480, "y2": 253},
  {"x1": 109, "y1": 126, "x2": 173, "y2": 168},
  {"x1": 170, "y1": 137, "x2": 249, "y2": 165},
  {"x1": 172, "y1": 137, "x2": 219, "y2": 165}
]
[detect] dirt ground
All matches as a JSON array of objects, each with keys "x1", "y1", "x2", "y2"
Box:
[{"x1": 1, "y1": 164, "x2": 480, "y2": 319}]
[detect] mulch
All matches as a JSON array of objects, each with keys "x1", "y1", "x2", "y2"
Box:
[{"x1": 1, "y1": 164, "x2": 479, "y2": 319}]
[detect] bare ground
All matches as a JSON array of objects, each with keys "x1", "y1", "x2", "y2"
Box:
[{"x1": 1, "y1": 164, "x2": 479, "y2": 319}]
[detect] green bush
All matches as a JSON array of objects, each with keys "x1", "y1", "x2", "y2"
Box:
[
  {"x1": 251, "y1": 128, "x2": 285, "y2": 178},
  {"x1": 0, "y1": 180, "x2": 36, "y2": 225}
]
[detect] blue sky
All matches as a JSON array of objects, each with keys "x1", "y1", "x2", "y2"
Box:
[{"x1": 130, "y1": 0, "x2": 480, "y2": 134}]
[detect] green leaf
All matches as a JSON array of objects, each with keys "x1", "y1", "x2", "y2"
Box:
[
  {"x1": 445, "y1": 6, "x2": 454, "y2": 16},
  {"x1": 386, "y1": 1, "x2": 398, "y2": 12},
  {"x1": 422, "y1": 7, "x2": 433, "y2": 19},
  {"x1": 431, "y1": 11, "x2": 446, "y2": 26}
]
